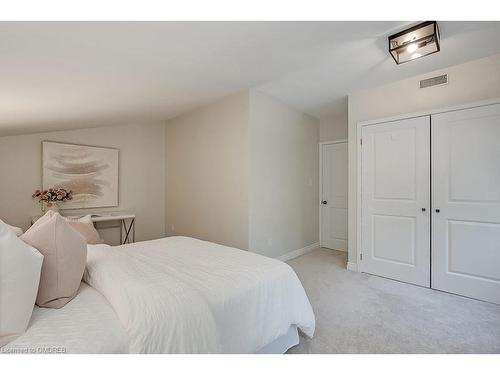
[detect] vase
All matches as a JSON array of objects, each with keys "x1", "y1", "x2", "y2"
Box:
[{"x1": 40, "y1": 202, "x2": 59, "y2": 214}]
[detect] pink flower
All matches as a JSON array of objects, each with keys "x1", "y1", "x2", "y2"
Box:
[{"x1": 33, "y1": 187, "x2": 73, "y2": 202}]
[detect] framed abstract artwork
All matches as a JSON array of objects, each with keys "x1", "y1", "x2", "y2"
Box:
[{"x1": 42, "y1": 141, "x2": 119, "y2": 209}]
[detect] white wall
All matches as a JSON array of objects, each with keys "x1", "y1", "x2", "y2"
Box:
[
  {"x1": 319, "y1": 112, "x2": 347, "y2": 142},
  {"x1": 1, "y1": 88, "x2": 318, "y2": 257},
  {"x1": 0, "y1": 123, "x2": 166, "y2": 244},
  {"x1": 165, "y1": 92, "x2": 249, "y2": 250},
  {"x1": 249, "y1": 90, "x2": 319, "y2": 258},
  {"x1": 164, "y1": 90, "x2": 319, "y2": 257},
  {"x1": 347, "y1": 52, "x2": 500, "y2": 265},
  {"x1": 319, "y1": 98, "x2": 348, "y2": 142}
]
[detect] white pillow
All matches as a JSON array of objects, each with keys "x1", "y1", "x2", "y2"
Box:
[
  {"x1": 3, "y1": 222, "x2": 23, "y2": 237},
  {"x1": 0, "y1": 219, "x2": 43, "y2": 347}
]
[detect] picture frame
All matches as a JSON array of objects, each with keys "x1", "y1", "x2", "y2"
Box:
[{"x1": 42, "y1": 141, "x2": 119, "y2": 209}]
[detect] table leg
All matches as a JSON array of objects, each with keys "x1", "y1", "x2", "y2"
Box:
[{"x1": 122, "y1": 218, "x2": 134, "y2": 244}]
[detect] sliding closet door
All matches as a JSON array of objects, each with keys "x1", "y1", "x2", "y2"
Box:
[
  {"x1": 432, "y1": 104, "x2": 500, "y2": 304},
  {"x1": 361, "y1": 116, "x2": 430, "y2": 287}
]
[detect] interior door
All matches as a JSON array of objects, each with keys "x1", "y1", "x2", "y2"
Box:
[
  {"x1": 361, "y1": 116, "x2": 430, "y2": 287},
  {"x1": 321, "y1": 142, "x2": 348, "y2": 251},
  {"x1": 432, "y1": 104, "x2": 500, "y2": 304}
]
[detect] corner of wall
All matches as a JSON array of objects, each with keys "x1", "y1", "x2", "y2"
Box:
[{"x1": 248, "y1": 91, "x2": 320, "y2": 258}]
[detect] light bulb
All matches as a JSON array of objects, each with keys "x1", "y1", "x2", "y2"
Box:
[
  {"x1": 411, "y1": 53, "x2": 422, "y2": 59},
  {"x1": 407, "y1": 43, "x2": 418, "y2": 53}
]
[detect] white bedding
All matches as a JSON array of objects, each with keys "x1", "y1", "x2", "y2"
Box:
[
  {"x1": 3, "y1": 283, "x2": 129, "y2": 354},
  {"x1": 84, "y1": 236, "x2": 315, "y2": 354}
]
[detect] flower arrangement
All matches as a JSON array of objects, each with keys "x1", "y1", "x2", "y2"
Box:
[{"x1": 32, "y1": 188, "x2": 73, "y2": 213}]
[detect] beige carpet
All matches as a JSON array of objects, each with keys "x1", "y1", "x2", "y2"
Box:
[{"x1": 286, "y1": 248, "x2": 500, "y2": 354}]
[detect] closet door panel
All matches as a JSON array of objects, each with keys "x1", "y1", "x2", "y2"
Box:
[
  {"x1": 361, "y1": 116, "x2": 430, "y2": 287},
  {"x1": 432, "y1": 103, "x2": 500, "y2": 304}
]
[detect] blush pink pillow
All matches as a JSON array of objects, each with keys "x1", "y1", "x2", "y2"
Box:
[
  {"x1": 21, "y1": 212, "x2": 87, "y2": 308},
  {"x1": 65, "y1": 215, "x2": 104, "y2": 245},
  {"x1": 33, "y1": 211, "x2": 104, "y2": 245}
]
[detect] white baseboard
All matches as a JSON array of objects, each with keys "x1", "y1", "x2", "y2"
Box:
[
  {"x1": 277, "y1": 242, "x2": 319, "y2": 262},
  {"x1": 346, "y1": 262, "x2": 358, "y2": 272}
]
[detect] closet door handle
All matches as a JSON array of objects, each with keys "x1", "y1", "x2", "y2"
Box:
[
  {"x1": 322, "y1": 201, "x2": 327, "y2": 205},
  {"x1": 435, "y1": 209, "x2": 440, "y2": 213},
  {"x1": 421, "y1": 208, "x2": 426, "y2": 212}
]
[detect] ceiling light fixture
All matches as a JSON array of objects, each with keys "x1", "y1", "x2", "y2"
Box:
[
  {"x1": 389, "y1": 21, "x2": 440, "y2": 64},
  {"x1": 406, "y1": 43, "x2": 418, "y2": 53}
]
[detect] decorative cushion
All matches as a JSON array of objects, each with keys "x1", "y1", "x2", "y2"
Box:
[
  {"x1": 21, "y1": 212, "x2": 87, "y2": 308},
  {"x1": 65, "y1": 215, "x2": 104, "y2": 245},
  {"x1": 35, "y1": 211, "x2": 104, "y2": 245},
  {"x1": 0, "y1": 219, "x2": 43, "y2": 347}
]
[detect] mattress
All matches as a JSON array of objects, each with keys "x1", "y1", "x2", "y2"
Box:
[{"x1": 3, "y1": 283, "x2": 129, "y2": 354}]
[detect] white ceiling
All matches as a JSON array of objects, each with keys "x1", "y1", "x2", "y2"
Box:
[{"x1": 1, "y1": 21, "x2": 500, "y2": 135}]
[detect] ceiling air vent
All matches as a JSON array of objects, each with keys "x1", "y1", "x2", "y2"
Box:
[{"x1": 420, "y1": 74, "x2": 448, "y2": 88}]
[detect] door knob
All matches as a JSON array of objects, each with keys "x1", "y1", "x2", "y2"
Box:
[
  {"x1": 421, "y1": 208, "x2": 426, "y2": 212},
  {"x1": 322, "y1": 200, "x2": 327, "y2": 205},
  {"x1": 435, "y1": 209, "x2": 440, "y2": 213}
]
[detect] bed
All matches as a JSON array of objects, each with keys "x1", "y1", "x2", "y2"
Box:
[
  {"x1": 3, "y1": 283, "x2": 129, "y2": 354},
  {"x1": 5, "y1": 236, "x2": 315, "y2": 354}
]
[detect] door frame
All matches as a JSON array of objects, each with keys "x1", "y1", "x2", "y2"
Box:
[
  {"x1": 319, "y1": 139, "x2": 348, "y2": 249},
  {"x1": 356, "y1": 97, "x2": 500, "y2": 273}
]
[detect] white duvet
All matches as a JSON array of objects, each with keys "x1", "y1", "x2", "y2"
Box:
[{"x1": 84, "y1": 236, "x2": 315, "y2": 353}]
